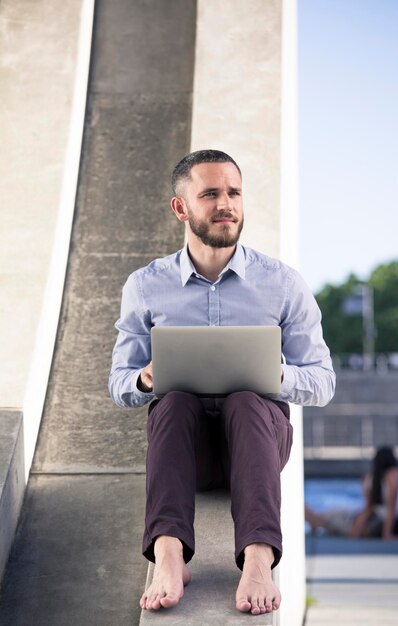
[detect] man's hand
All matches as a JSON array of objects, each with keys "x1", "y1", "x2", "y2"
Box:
[{"x1": 138, "y1": 361, "x2": 153, "y2": 392}]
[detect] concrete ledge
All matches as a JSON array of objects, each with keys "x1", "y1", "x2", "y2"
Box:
[
  {"x1": 0, "y1": 411, "x2": 25, "y2": 580},
  {"x1": 139, "y1": 492, "x2": 274, "y2": 625}
]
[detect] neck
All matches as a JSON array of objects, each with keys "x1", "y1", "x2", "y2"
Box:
[{"x1": 187, "y1": 236, "x2": 236, "y2": 282}]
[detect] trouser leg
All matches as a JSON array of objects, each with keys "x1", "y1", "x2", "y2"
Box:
[
  {"x1": 221, "y1": 391, "x2": 293, "y2": 570},
  {"x1": 142, "y1": 390, "x2": 212, "y2": 564}
]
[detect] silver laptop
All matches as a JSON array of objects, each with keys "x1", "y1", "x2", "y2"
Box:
[{"x1": 151, "y1": 326, "x2": 281, "y2": 396}]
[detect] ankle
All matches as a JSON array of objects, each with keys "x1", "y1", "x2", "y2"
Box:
[
  {"x1": 243, "y1": 543, "x2": 274, "y2": 568},
  {"x1": 154, "y1": 535, "x2": 183, "y2": 558}
]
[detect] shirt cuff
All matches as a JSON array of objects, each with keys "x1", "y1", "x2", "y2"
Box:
[
  {"x1": 131, "y1": 369, "x2": 155, "y2": 401},
  {"x1": 281, "y1": 364, "x2": 295, "y2": 396}
]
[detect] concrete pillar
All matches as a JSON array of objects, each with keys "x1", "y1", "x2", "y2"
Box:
[{"x1": 191, "y1": 1, "x2": 305, "y2": 623}]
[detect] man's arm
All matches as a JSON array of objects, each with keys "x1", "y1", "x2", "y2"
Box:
[
  {"x1": 279, "y1": 268, "x2": 336, "y2": 407},
  {"x1": 108, "y1": 273, "x2": 155, "y2": 408}
]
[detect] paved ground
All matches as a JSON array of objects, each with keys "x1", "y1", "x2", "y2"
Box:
[
  {"x1": 0, "y1": 474, "x2": 147, "y2": 626},
  {"x1": 305, "y1": 535, "x2": 398, "y2": 626}
]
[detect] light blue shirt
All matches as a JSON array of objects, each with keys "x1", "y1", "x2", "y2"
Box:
[{"x1": 109, "y1": 243, "x2": 335, "y2": 408}]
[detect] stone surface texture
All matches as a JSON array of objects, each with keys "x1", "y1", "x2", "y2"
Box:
[
  {"x1": 0, "y1": 0, "x2": 83, "y2": 406},
  {"x1": 0, "y1": 475, "x2": 146, "y2": 626},
  {"x1": 32, "y1": 0, "x2": 196, "y2": 472}
]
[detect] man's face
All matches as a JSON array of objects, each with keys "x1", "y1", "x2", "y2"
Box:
[{"x1": 180, "y1": 162, "x2": 244, "y2": 248}]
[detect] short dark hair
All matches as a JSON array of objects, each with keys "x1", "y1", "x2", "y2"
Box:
[
  {"x1": 171, "y1": 149, "x2": 241, "y2": 196},
  {"x1": 371, "y1": 446, "x2": 397, "y2": 505}
]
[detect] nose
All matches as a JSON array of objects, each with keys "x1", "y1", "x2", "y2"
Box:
[{"x1": 216, "y1": 192, "x2": 232, "y2": 210}]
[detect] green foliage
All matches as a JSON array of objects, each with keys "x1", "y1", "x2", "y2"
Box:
[
  {"x1": 315, "y1": 261, "x2": 398, "y2": 355},
  {"x1": 370, "y1": 261, "x2": 398, "y2": 352},
  {"x1": 316, "y1": 274, "x2": 362, "y2": 354}
]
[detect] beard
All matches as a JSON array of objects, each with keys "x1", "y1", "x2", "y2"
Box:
[{"x1": 187, "y1": 208, "x2": 244, "y2": 249}]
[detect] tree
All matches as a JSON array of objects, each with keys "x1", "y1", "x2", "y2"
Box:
[
  {"x1": 369, "y1": 261, "x2": 398, "y2": 353},
  {"x1": 316, "y1": 274, "x2": 363, "y2": 354},
  {"x1": 315, "y1": 261, "x2": 398, "y2": 355}
]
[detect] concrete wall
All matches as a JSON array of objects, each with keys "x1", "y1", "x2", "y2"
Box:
[
  {"x1": 191, "y1": 1, "x2": 305, "y2": 624},
  {"x1": 32, "y1": 0, "x2": 196, "y2": 475},
  {"x1": 0, "y1": 0, "x2": 94, "y2": 474},
  {"x1": 0, "y1": 0, "x2": 93, "y2": 580}
]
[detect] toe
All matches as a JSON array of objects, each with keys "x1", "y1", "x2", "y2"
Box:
[
  {"x1": 145, "y1": 593, "x2": 152, "y2": 609},
  {"x1": 160, "y1": 593, "x2": 180, "y2": 608},
  {"x1": 265, "y1": 596, "x2": 273, "y2": 613},
  {"x1": 139, "y1": 594, "x2": 147, "y2": 610},
  {"x1": 258, "y1": 601, "x2": 266, "y2": 614},
  {"x1": 236, "y1": 597, "x2": 252, "y2": 613},
  {"x1": 146, "y1": 593, "x2": 160, "y2": 610},
  {"x1": 272, "y1": 591, "x2": 281, "y2": 610},
  {"x1": 250, "y1": 598, "x2": 261, "y2": 616}
]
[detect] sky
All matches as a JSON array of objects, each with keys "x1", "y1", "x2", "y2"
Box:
[{"x1": 298, "y1": 0, "x2": 398, "y2": 293}]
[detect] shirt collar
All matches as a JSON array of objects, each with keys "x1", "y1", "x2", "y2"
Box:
[
  {"x1": 180, "y1": 243, "x2": 246, "y2": 286},
  {"x1": 222, "y1": 242, "x2": 246, "y2": 280},
  {"x1": 180, "y1": 246, "x2": 197, "y2": 286}
]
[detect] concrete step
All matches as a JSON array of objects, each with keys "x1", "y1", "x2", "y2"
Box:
[
  {"x1": 139, "y1": 491, "x2": 274, "y2": 625},
  {"x1": 0, "y1": 410, "x2": 24, "y2": 581},
  {"x1": 0, "y1": 474, "x2": 148, "y2": 626}
]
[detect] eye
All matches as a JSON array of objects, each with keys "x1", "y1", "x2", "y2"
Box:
[{"x1": 229, "y1": 190, "x2": 241, "y2": 196}]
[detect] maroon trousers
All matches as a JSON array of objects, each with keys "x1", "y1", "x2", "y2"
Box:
[{"x1": 142, "y1": 390, "x2": 293, "y2": 570}]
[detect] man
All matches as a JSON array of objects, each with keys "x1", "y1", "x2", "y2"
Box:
[{"x1": 109, "y1": 149, "x2": 335, "y2": 616}]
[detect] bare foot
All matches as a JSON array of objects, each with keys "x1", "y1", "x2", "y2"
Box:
[
  {"x1": 140, "y1": 536, "x2": 191, "y2": 610},
  {"x1": 236, "y1": 543, "x2": 281, "y2": 615}
]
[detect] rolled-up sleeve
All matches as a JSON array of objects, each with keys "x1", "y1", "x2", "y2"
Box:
[
  {"x1": 108, "y1": 273, "x2": 155, "y2": 408},
  {"x1": 279, "y1": 269, "x2": 336, "y2": 407}
]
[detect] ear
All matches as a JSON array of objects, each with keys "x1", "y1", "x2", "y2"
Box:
[{"x1": 171, "y1": 196, "x2": 189, "y2": 222}]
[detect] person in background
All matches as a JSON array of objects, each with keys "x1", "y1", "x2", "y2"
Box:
[{"x1": 305, "y1": 446, "x2": 398, "y2": 539}]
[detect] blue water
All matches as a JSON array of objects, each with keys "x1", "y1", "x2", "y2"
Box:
[
  {"x1": 305, "y1": 478, "x2": 364, "y2": 512},
  {"x1": 304, "y1": 478, "x2": 365, "y2": 534}
]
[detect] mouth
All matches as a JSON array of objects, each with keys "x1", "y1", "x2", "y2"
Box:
[{"x1": 212, "y1": 214, "x2": 237, "y2": 224}]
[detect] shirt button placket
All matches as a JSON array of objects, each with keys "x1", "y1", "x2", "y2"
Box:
[{"x1": 209, "y1": 284, "x2": 220, "y2": 326}]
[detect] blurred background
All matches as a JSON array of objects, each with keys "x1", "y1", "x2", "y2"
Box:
[{"x1": 300, "y1": 0, "x2": 398, "y2": 531}]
